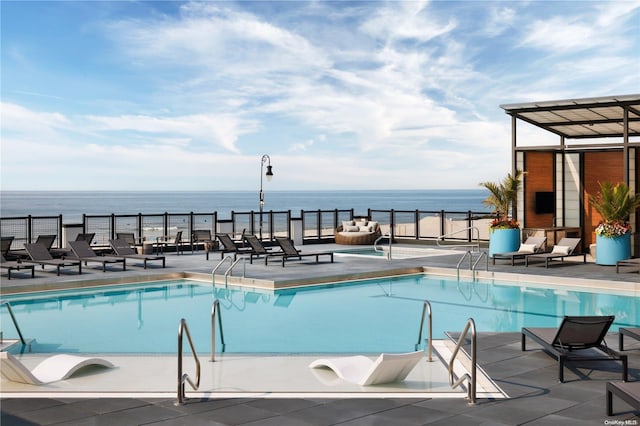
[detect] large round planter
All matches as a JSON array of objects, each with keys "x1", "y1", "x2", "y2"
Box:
[
  {"x1": 595, "y1": 233, "x2": 631, "y2": 266},
  {"x1": 489, "y1": 228, "x2": 521, "y2": 257}
]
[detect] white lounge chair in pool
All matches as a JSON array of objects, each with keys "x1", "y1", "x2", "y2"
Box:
[
  {"x1": 0, "y1": 351, "x2": 114, "y2": 385},
  {"x1": 309, "y1": 351, "x2": 423, "y2": 386}
]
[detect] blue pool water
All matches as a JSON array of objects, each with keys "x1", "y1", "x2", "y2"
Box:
[{"x1": 1, "y1": 275, "x2": 637, "y2": 354}]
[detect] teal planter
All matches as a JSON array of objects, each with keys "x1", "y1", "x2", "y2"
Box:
[
  {"x1": 489, "y1": 228, "x2": 521, "y2": 257},
  {"x1": 596, "y1": 233, "x2": 631, "y2": 266}
]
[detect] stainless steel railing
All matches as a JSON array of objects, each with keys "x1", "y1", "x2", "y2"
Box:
[
  {"x1": 448, "y1": 318, "x2": 477, "y2": 404},
  {"x1": 416, "y1": 300, "x2": 433, "y2": 361},
  {"x1": 1, "y1": 300, "x2": 26, "y2": 345},
  {"x1": 177, "y1": 318, "x2": 201, "y2": 405},
  {"x1": 437, "y1": 226, "x2": 481, "y2": 251},
  {"x1": 210, "y1": 300, "x2": 225, "y2": 362},
  {"x1": 212, "y1": 256, "x2": 234, "y2": 286},
  {"x1": 373, "y1": 233, "x2": 391, "y2": 260},
  {"x1": 224, "y1": 257, "x2": 246, "y2": 287}
]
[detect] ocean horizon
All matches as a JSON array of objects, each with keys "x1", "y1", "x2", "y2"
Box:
[{"x1": 0, "y1": 189, "x2": 491, "y2": 223}]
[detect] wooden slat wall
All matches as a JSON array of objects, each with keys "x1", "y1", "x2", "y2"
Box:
[{"x1": 523, "y1": 152, "x2": 554, "y2": 228}]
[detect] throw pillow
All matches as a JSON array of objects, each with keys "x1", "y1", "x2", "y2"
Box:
[
  {"x1": 518, "y1": 243, "x2": 536, "y2": 253},
  {"x1": 345, "y1": 225, "x2": 360, "y2": 232},
  {"x1": 551, "y1": 245, "x2": 571, "y2": 255},
  {"x1": 342, "y1": 220, "x2": 355, "y2": 229}
]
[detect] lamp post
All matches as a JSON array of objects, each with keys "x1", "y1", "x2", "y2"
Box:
[{"x1": 259, "y1": 154, "x2": 273, "y2": 240}]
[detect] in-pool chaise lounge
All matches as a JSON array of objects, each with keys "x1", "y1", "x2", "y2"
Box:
[
  {"x1": 266, "y1": 237, "x2": 334, "y2": 267},
  {"x1": 492, "y1": 236, "x2": 547, "y2": 265},
  {"x1": 310, "y1": 351, "x2": 423, "y2": 386},
  {"x1": 109, "y1": 239, "x2": 166, "y2": 269},
  {"x1": 0, "y1": 254, "x2": 35, "y2": 279},
  {"x1": 522, "y1": 315, "x2": 628, "y2": 382},
  {"x1": 525, "y1": 237, "x2": 586, "y2": 268},
  {"x1": 0, "y1": 352, "x2": 114, "y2": 385},
  {"x1": 23, "y1": 243, "x2": 82, "y2": 275},
  {"x1": 68, "y1": 240, "x2": 126, "y2": 272},
  {"x1": 619, "y1": 327, "x2": 640, "y2": 351}
]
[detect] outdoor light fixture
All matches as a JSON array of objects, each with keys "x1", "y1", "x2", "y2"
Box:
[{"x1": 259, "y1": 154, "x2": 273, "y2": 240}]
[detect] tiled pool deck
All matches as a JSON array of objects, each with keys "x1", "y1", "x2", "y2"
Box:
[{"x1": 1, "y1": 243, "x2": 639, "y2": 425}]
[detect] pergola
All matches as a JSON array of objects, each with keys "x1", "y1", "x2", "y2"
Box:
[{"x1": 500, "y1": 94, "x2": 640, "y2": 184}]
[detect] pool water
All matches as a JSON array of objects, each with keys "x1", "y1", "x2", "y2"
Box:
[{"x1": 1, "y1": 275, "x2": 637, "y2": 354}]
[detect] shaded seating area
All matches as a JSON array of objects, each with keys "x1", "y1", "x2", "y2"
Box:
[
  {"x1": 68, "y1": 241, "x2": 126, "y2": 272},
  {"x1": 0, "y1": 352, "x2": 114, "y2": 385},
  {"x1": 309, "y1": 351, "x2": 423, "y2": 386},
  {"x1": 266, "y1": 237, "x2": 334, "y2": 267},
  {"x1": 0, "y1": 253, "x2": 35, "y2": 279},
  {"x1": 606, "y1": 381, "x2": 640, "y2": 416},
  {"x1": 522, "y1": 315, "x2": 627, "y2": 382},
  {"x1": 215, "y1": 233, "x2": 252, "y2": 260},
  {"x1": 525, "y1": 237, "x2": 586, "y2": 268},
  {"x1": 23, "y1": 243, "x2": 82, "y2": 275},
  {"x1": 619, "y1": 327, "x2": 640, "y2": 351},
  {"x1": 109, "y1": 239, "x2": 165, "y2": 269},
  {"x1": 616, "y1": 258, "x2": 640, "y2": 273},
  {"x1": 492, "y1": 236, "x2": 546, "y2": 265}
]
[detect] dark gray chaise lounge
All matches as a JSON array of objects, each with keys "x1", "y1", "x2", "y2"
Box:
[
  {"x1": 525, "y1": 237, "x2": 586, "y2": 268},
  {"x1": 109, "y1": 239, "x2": 165, "y2": 269},
  {"x1": 155, "y1": 231, "x2": 184, "y2": 255},
  {"x1": 68, "y1": 241, "x2": 126, "y2": 272},
  {"x1": 492, "y1": 236, "x2": 546, "y2": 265},
  {"x1": 23, "y1": 243, "x2": 82, "y2": 275},
  {"x1": 619, "y1": 327, "x2": 640, "y2": 351},
  {"x1": 522, "y1": 315, "x2": 628, "y2": 382},
  {"x1": 606, "y1": 381, "x2": 640, "y2": 416},
  {"x1": 243, "y1": 234, "x2": 280, "y2": 263},
  {"x1": 266, "y1": 237, "x2": 334, "y2": 267},
  {"x1": 9, "y1": 234, "x2": 57, "y2": 259},
  {"x1": 0, "y1": 254, "x2": 35, "y2": 279},
  {"x1": 616, "y1": 258, "x2": 640, "y2": 273},
  {"x1": 215, "y1": 233, "x2": 252, "y2": 260},
  {"x1": 192, "y1": 230, "x2": 215, "y2": 259}
]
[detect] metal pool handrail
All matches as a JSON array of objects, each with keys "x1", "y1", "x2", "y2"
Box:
[
  {"x1": 416, "y1": 300, "x2": 433, "y2": 361},
  {"x1": 212, "y1": 256, "x2": 234, "y2": 286},
  {"x1": 448, "y1": 318, "x2": 477, "y2": 404},
  {"x1": 373, "y1": 233, "x2": 391, "y2": 260},
  {"x1": 224, "y1": 257, "x2": 246, "y2": 287},
  {"x1": 1, "y1": 300, "x2": 26, "y2": 345},
  {"x1": 437, "y1": 226, "x2": 481, "y2": 251},
  {"x1": 210, "y1": 300, "x2": 225, "y2": 362},
  {"x1": 177, "y1": 318, "x2": 201, "y2": 405}
]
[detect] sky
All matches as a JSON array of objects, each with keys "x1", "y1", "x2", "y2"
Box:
[{"x1": 1, "y1": 0, "x2": 639, "y2": 191}]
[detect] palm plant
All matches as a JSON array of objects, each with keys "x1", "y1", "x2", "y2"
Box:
[
  {"x1": 479, "y1": 170, "x2": 523, "y2": 229},
  {"x1": 589, "y1": 181, "x2": 640, "y2": 238}
]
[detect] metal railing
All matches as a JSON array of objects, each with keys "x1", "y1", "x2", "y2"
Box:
[
  {"x1": 472, "y1": 252, "x2": 488, "y2": 280},
  {"x1": 448, "y1": 318, "x2": 477, "y2": 404},
  {"x1": 416, "y1": 301, "x2": 433, "y2": 361},
  {"x1": 177, "y1": 318, "x2": 201, "y2": 405},
  {"x1": 210, "y1": 300, "x2": 225, "y2": 362},
  {"x1": 373, "y1": 233, "x2": 391, "y2": 260},
  {"x1": 224, "y1": 257, "x2": 246, "y2": 287},
  {"x1": 456, "y1": 251, "x2": 473, "y2": 280},
  {"x1": 1, "y1": 300, "x2": 26, "y2": 345},
  {"x1": 212, "y1": 256, "x2": 234, "y2": 286},
  {"x1": 437, "y1": 226, "x2": 481, "y2": 251}
]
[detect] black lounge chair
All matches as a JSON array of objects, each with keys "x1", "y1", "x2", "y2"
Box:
[
  {"x1": 215, "y1": 233, "x2": 252, "y2": 260},
  {"x1": 23, "y1": 243, "x2": 82, "y2": 275},
  {"x1": 10, "y1": 234, "x2": 57, "y2": 259},
  {"x1": 522, "y1": 315, "x2": 628, "y2": 382},
  {"x1": 0, "y1": 254, "x2": 35, "y2": 279},
  {"x1": 50, "y1": 233, "x2": 95, "y2": 258},
  {"x1": 619, "y1": 327, "x2": 640, "y2": 351},
  {"x1": 1, "y1": 236, "x2": 14, "y2": 258},
  {"x1": 492, "y1": 236, "x2": 546, "y2": 265},
  {"x1": 243, "y1": 234, "x2": 280, "y2": 263},
  {"x1": 68, "y1": 241, "x2": 126, "y2": 272},
  {"x1": 616, "y1": 258, "x2": 640, "y2": 273},
  {"x1": 266, "y1": 237, "x2": 334, "y2": 267},
  {"x1": 606, "y1": 381, "x2": 640, "y2": 416},
  {"x1": 109, "y1": 239, "x2": 165, "y2": 269},
  {"x1": 155, "y1": 231, "x2": 184, "y2": 255},
  {"x1": 525, "y1": 237, "x2": 586, "y2": 268}
]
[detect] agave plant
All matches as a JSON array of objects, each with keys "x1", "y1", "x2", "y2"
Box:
[
  {"x1": 589, "y1": 181, "x2": 640, "y2": 238},
  {"x1": 479, "y1": 170, "x2": 523, "y2": 229}
]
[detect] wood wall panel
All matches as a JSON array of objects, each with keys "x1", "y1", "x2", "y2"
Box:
[{"x1": 524, "y1": 152, "x2": 554, "y2": 228}]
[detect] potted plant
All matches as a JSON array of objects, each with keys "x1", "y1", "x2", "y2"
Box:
[
  {"x1": 479, "y1": 170, "x2": 523, "y2": 257},
  {"x1": 589, "y1": 181, "x2": 640, "y2": 265}
]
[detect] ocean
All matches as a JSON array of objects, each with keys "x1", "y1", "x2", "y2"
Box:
[{"x1": 0, "y1": 190, "x2": 490, "y2": 223}]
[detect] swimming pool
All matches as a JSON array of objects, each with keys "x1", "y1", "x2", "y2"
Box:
[{"x1": 1, "y1": 275, "x2": 637, "y2": 354}]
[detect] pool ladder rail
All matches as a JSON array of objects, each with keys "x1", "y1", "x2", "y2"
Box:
[
  {"x1": 373, "y1": 233, "x2": 392, "y2": 260},
  {"x1": 0, "y1": 300, "x2": 33, "y2": 352},
  {"x1": 447, "y1": 318, "x2": 477, "y2": 404},
  {"x1": 212, "y1": 255, "x2": 246, "y2": 287},
  {"x1": 456, "y1": 251, "x2": 488, "y2": 280}
]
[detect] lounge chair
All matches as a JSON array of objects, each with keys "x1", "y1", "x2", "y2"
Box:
[
  {"x1": 266, "y1": 237, "x2": 334, "y2": 267},
  {"x1": 606, "y1": 381, "x2": 640, "y2": 416},
  {"x1": 0, "y1": 254, "x2": 35, "y2": 279},
  {"x1": 616, "y1": 258, "x2": 640, "y2": 273},
  {"x1": 23, "y1": 243, "x2": 82, "y2": 275},
  {"x1": 522, "y1": 315, "x2": 628, "y2": 382},
  {"x1": 492, "y1": 236, "x2": 546, "y2": 265},
  {"x1": 116, "y1": 233, "x2": 138, "y2": 248},
  {"x1": 525, "y1": 237, "x2": 586, "y2": 268},
  {"x1": 109, "y1": 239, "x2": 166, "y2": 269},
  {"x1": 619, "y1": 327, "x2": 640, "y2": 351},
  {"x1": 243, "y1": 234, "x2": 279, "y2": 263},
  {"x1": 309, "y1": 351, "x2": 423, "y2": 386},
  {"x1": 50, "y1": 233, "x2": 94, "y2": 258},
  {"x1": 192, "y1": 230, "x2": 216, "y2": 259},
  {"x1": 155, "y1": 231, "x2": 184, "y2": 255},
  {"x1": 0, "y1": 351, "x2": 113, "y2": 385},
  {"x1": 215, "y1": 233, "x2": 252, "y2": 260},
  {"x1": 9, "y1": 234, "x2": 57, "y2": 259},
  {"x1": 1, "y1": 236, "x2": 14, "y2": 258},
  {"x1": 68, "y1": 240, "x2": 126, "y2": 272}
]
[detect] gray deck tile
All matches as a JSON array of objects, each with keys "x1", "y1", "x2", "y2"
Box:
[
  {"x1": 188, "y1": 403, "x2": 279, "y2": 425},
  {"x1": 337, "y1": 403, "x2": 452, "y2": 426}
]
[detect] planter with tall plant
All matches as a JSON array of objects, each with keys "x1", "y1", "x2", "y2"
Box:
[
  {"x1": 589, "y1": 181, "x2": 640, "y2": 265},
  {"x1": 480, "y1": 170, "x2": 523, "y2": 257}
]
